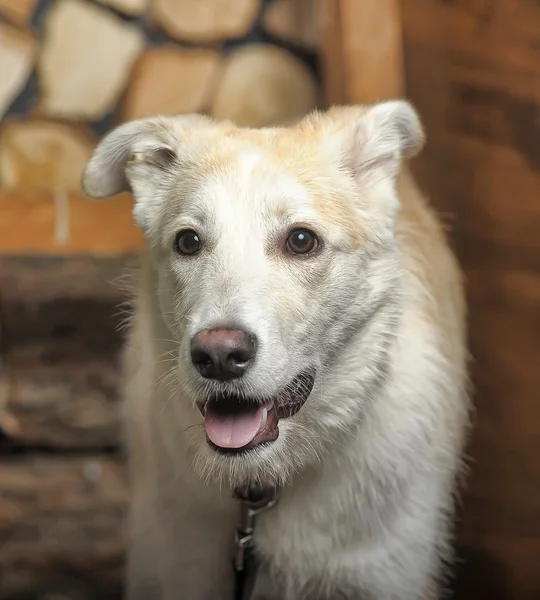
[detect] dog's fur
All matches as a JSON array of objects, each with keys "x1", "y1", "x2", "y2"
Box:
[{"x1": 82, "y1": 102, "x2": 470, "y2": 600}]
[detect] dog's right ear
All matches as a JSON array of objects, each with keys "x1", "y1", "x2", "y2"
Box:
[
  {"x1": 82, "y1": 118, "x2": 168, "y2": 199},
  {"x1": 82, "y1": 114, "x2": 215, "y2": 230}
]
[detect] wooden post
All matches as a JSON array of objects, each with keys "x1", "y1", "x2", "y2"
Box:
[
  {"x1": 318, "y1": 0, "x2": 404, "y2": 105},
  {"x1": 318, "y1": 0, "x2": 346, "y2": 106}
]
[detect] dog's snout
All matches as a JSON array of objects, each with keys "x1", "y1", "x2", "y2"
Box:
[{"x1": 190, "y1": 328, "x2": 256, "y2": 381}]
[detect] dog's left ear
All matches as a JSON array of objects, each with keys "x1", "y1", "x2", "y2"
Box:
[{"x1": 327, "y1": 100, "x2": 425, "y2": 183}]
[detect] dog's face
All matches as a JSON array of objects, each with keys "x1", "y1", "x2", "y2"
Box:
[{"x1": 83, "y1": 104, "x2": 424, "y2": 486}]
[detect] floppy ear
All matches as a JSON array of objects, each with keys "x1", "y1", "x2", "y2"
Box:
[
  {"x1": 82, "y1": 114, "x2": 215, "y2": 230},
  {"x1": 328, "y1": 100, "x2": 425, "y2": 183}
]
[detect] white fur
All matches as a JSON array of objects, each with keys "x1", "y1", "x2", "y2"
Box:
[{"x1": 82, "y1": 102, "x2": 470, "y2": 600}]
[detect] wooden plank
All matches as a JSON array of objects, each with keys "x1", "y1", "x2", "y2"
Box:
[
  {"x1": 0, "y1": 455, "x2": 127, "y2": 599},
  {"x1": 2, "y1": 358, "x2": 122, "y2": 449},
  {"x1": 0, "y1": 256, "x2": 133, "y2": 449},
  {"x1": 0, "y1": 191, "x2": 144, "y2": 255}
]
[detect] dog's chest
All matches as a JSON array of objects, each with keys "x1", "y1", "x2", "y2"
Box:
[
  {"x1": 248, "y1": 491, "x2": 359, "y2": 597},
  {"x1": 247, "y1": 563, "x2": 370, "y2": 600},
  {"x1": 254, "y1": 475, "x2": 362, "y2": 562}
]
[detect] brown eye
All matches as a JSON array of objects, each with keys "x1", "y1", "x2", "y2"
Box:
[
  {"x1": 286, "y1": 228, "x2": 319, "y2": 255},
  {"x1": 174, "y1": 230, "x2": 201, "y2": 256}
]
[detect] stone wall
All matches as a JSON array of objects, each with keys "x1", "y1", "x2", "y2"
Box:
[{"x1": 0, "y1": 0, "x2": 319, "y2": 192}]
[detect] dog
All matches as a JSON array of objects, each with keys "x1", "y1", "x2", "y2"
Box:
[{"x1": 82, "y1": 101, "x2": 470, "y2": 600}]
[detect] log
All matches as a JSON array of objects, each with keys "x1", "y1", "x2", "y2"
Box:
[
  {"x1": 0, "y1": 191, "x2": 144, "y2": 255},
  {"x1": 0, "y1": 120, "x2": 95, "y2": 191},
  {"x1": 152, "y1": 0, "x2": 260, "y2": 43},
  {"x1": 123, "y1": 46, "x2": 222, "y2": 121},
  {"x1": 210, "y1": 44, "x2": 318, "y2": 127},
  {"x1": 96, "y1": 0, "x2": 148, "y2": 17},
  {"x1": 318, "y1": 0, "x2": 404, "y2": 105},
  {"x1": 38, "y1": 0, "x2": 144, "y2": 120},
  {"x1": 4, "y1": 358, "x2": 121, "y2": 450},
  {"x1": 0, "y1": 455, "x2": 128, "y2": 599},
  {"x1": 0, "y1": 291, "x2": 15, "y2": 439},
  {"x1": 0, "y1": 23, "x2": 37, "y2": 119},
  {"x1": 0, "y1": 0, "x2": 38, "y2": 25},
  {"x1": 263, "y1": 0, "x2": 318, "y2": 52},
  {"x1": 0, "y1": 256, "x2": 135, "y2": 450}
]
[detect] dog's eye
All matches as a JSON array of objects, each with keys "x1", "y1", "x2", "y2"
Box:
[
  {"x1": 174, "y1": 230, "x2": 201, "y2": 256},
  {"x1": 286, "y1": 228, "x2": 319, "y2": 255}
]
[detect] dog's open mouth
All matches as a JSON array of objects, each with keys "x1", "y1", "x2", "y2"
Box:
[{"x1": 200, "y1": 369, "x2": 316, "y2": 453}]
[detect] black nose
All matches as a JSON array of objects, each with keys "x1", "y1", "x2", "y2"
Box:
[{"x1": 190, "y1": 328, "x2": 256, "y2": 381}]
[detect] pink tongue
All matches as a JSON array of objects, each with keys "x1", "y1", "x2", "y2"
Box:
[{"x1": 205, "y1": 406, "x2": 265, "y2": 449}]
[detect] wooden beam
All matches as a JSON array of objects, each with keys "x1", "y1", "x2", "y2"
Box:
[
  {"x1": 0, "y1": 455, "x2": 127, "y2": 599},
  {"x1": 0, "y1": 256, "x2": 131, "y2": 450},
  {"x1": 0, "y1": 191, "x2": 144, "y2": 255},
  {"x1": 318, "y1": 0, "x2": 404, "y2": 105}
]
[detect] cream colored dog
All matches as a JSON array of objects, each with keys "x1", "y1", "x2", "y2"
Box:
[{"x1": 82, "y1": 102, "x2": 469, "y2": 600}]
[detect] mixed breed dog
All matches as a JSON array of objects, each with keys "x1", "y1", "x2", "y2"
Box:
[{"x1": 82, "y1": 101, "x2": 470, "y2": 600}]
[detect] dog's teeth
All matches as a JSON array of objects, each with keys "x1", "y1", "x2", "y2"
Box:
[{"x1": 259, "y1": 408, "x2": 268, "y2": 432}]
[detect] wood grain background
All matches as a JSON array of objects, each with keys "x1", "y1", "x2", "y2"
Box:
[{"x1": 404, "y1": 1, "x2": 540, "y2": 598}]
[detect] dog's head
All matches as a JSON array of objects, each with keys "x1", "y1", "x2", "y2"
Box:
[{"x1": 83, "y1": 103, "x2": 424, "y2": 486}]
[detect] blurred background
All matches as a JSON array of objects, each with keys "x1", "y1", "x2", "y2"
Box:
[{"x1": 0, "y1": 0, "x2": 538, "y2": 599}]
